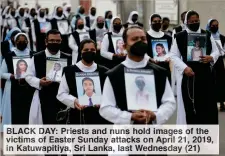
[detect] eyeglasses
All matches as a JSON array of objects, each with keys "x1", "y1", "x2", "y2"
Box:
[{"x1": 47, "y1": 39, "x2": 62, "y2": 44}]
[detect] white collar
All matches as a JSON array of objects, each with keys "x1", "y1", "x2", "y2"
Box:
[
  {"x1": 147, "y1": 28, "x2": 164, "y2": 38},
  {"x1": 76, "y1": 61, "x2": 97, "y2": 72},
  {"x1": 76, "y1": 29, "x2": 86, "y2": 33},
  {"x1": 122, "y1": 56, "x2": 148, "y2": 69},
  {"x1": 13, "y1": 48, "x2": 30, "y2": 56},
  {"x1": 37, "y1": 17, "x2": 46, "y2": 22},
  {"x1": 112, "y1": 31, "x2": 123, "y2": 36},
  {"x1": 45, "y1": 49, "x2": 60, "y2": 58}
]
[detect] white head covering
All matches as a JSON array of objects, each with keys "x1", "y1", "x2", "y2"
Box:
[
  {"x1": 37, "y1": 8, "x2": 46, "y2": 22},
  {"x1": 89, "y1": 7, "x2": 96, "y2": 21},
  {"x1": 109, "y1": 16, "x2": 124, "y2": 35},
  {"x1": 90, "y1": 16, "x2": 106, "y2": 30},
  {"x1": 53, "y1": 6, "x2": 65, "y2": 20},
  {"x1": 127, "y1": 11, "x2": 138, "y2": 24},
  {"x1": 13, "y1": 33, "x2": 30, "y2": 55},
  {"x1": 184, "y1": 10, "x2": 201, "y2": 33},
  {"x1": 63, "y1": 4, "x2": 71, "y2": 18},
  {"x1": 28, "y1": 8, "x2": 36, "y2": 20},
  {"x1": 147, "y1": 13, "x2": 164, "y2": 38},
  {"x1": 2, "y1": 6, "x2": 10, "y2": 17},
  {"x1": 15, "y1": 6, "x2": 25, "y2": 18}
]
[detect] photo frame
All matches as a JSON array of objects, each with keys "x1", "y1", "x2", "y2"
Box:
[
  {"x1": 187, "y1": 33, "x2": 207, "y2": 62},
  {"x1": 39, "y1": 22, "x2": 51, "y2": 33},
  {"x1": 75, "y1": 72, "x2": 102, "y2": 106},
  {"x1": 79, "y1": 32, "x2": 90, "y2": 42},
  {"x1": 46, "y1": 57, "x2": 67, "y2": 82},
  {"x1": 13, "y1": 56, "x2": 31, "y2": 79},
  {"x1": 151, "y1": 39, "x2": 169, "y2": 61},
  {"x1": 124, "y1": 68, "x2": 157, "y2": 111},
  {"x1": 111, "y1": 36, "x2": 125, "y2": 54},
  {"x1": 57, "y1": 20, "x2": 69, "y2": 35}
]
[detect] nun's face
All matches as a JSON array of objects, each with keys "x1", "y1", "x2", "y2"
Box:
[
  {"x1": 97, "y1": 17, "x2": 104, "y2": 23},
  {"x1": 211, "y1": 21, "x2": 219, "y2": 28},
  {"x1": 82, "y1": 43, "x2": 96, "y2": 53},
  {"x1": 19, "y1": 8, "x2": 25, "y2": 17},
  {"x1": 187, "y1": 15, "x2": 200, "y2": 25},
  {"x1": 113, "y1": 18, "x2": 121, "y2": 25}
]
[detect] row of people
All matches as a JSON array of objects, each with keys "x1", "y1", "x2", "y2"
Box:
[{"x1": 1, "y1": 10, "x2": 225, "y2": 132}]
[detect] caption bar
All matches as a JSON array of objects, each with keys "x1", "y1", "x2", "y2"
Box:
[{"x1": 3, "y1": 125, "x2": 219, "y2": 155}]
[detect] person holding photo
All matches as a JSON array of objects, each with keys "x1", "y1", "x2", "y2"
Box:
[
  {"x1": 0, "y1": 33, "x2": 34, "y2": 129},
  {"x1": 100, "y1": 26, "x2": 176, "y2": 130},
  {"x1": 57, "y1": 39, "x2": 110, "y2": 125},
  {"x1": 191, "y1": 37, "x2": 204, "y2": 61},
  {"x1": 69, "y1": 18, "x2": 96, "y2": 63},
  {"x1": 25, "y1": 29, "x2": 72, "y2": 125},
  {"x1": 47, "y1": 62, "x2": 62, "y2": 82},
  {"x1": 170, "y1": 10, "x2": 219, "y2": 124},
  {"x1": 101, "y1": 16, "x2": 126, "y2": 69},
  {"x1": 16, "y1": 59, "x2": 28, "y2": 79}
]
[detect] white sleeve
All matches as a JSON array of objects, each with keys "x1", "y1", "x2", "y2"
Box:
[
  {"x1": 155, "y1": 78, "x2": 176, "y2": 124},
  {"x1": 169, "y1": 39, "x2": 188, "y2": 75},
  {"x1": 144, "y1": 54, "x2": 150, "y2": 61},
  {"x1": 57, "y1": 74, "x2": 76, "y2": 109},
  {"x1": 100, "y1": 34, "x2": 114, "y2": 60},
  {"x1": 25, "y1": 57, "x2": 41, "y2": 90},
  {"x1": 31, "y1": 22, "x2": 36, "y2": 42},
  {"x1": 172, "y1": 29, "x2": 176, "y2": 39},
  {"x1": 69, "y1": 35, "x2": 78, "y2": 63},
  {"x1": 99, "y1": 77, "x2": 132, "y2": 124},
  {"x1": 22, "y1": 20, "x2": 29, "y2": 32},
  {"x1": 0, "y1": 59, "x2": 11, "y2": 80},
  {"x1": 210, "y1": 35, "x2": 220, "y2": 65}
]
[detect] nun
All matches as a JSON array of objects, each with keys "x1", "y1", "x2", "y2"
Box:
[
  {"x1": 206, "y1": 19, "x2": 225, "y2": 111},
  {"x1": 25, "y1": 29, "x2": 72, "y2": 125},
  {"x1": 1, "y1": 27, "x2": 21, "y2": 58},
  {"x1": 104, "y1": 10, "x2": 113, "y2": 30},
  {"x1": 57, "y1": 39, "x2": 110, "y2": 125},
  {"x1": 69, "y1": 18, "x2": 96, "y2": 63},
  {"x1": 146, "y1": 14, "x2": 172, "y2": 74},
  {"x1": 170, "y1": 10, "x2": 219, "y2": 124},
  {"x1": 172, "y1": 11, "x2": 187, "y2": 39},
  {"x1": 1, "y1": 6, "x2": 11, "y2": 40},
  {"x1": 87, "y1": 7, "x2": 97, "y2": 28},
  {"x1": 71, "y1": 5, "x2": 89, "y2": 30},
  {"x1": 63, "y1": 4, "x2": 72, "y2": 20},
  {"x1": 22, "y1": 8, "x2": 36, "y2": 51},
  {"x1": 100, "y1": 16, "x2": 126, "y2": 69},
  {"x1": 161, "y1": 17, "x2": 172, "y2": 37},
  {"x1": 50, "y1": 6, "x2": 72, "y2": 54},
  {"x1": 31, "y1": 8, "x2": 51, "y2": 52},
  {"x1": 15, "y1": 7, "x2": 26, "y2": 29},
  {"x1": 0, "y1": 33, "x2": 35, "y2": 127},
  {"x1": 123, "y1": 11, "x2": 143, "y2": 29}
]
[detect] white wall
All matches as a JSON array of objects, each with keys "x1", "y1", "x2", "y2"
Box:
[{"x1": 92, "y1": 0, "x2": 117, "y2": 18}]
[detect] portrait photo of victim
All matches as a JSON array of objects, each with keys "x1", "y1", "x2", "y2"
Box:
[
  {"x1": 78, "y1": 77, "x2": 101, "y2": 106},
  {"x1": 15, "y1": 59, "x2": 28, "y2": 79},
  {"x1": 116, "y1": 39, "x2": 125, "y2": 54},
  {"x1": 151, "y1": 39, "x2": 169, "y2": 61},
  {"x1": 135, "y1": 76, "x2": 150, "y2": 107},
  {"x1": 187, "y1": 34, "x2": 206, "y2": 61},
  {"x1": 46, "y1": 62, "x2": 62, "y2": 82}
]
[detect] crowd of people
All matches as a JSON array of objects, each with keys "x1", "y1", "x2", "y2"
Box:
[{"x1": 1, "y1": 3, "x2": 225, "y2": 143}]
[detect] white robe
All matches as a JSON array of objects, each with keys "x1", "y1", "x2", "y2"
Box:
[
  {"x1": 26, "y1": 49, "x2": 61, "y2": 124},
  {"x1": 0, "y1": 50, "x2": 30, "y2": 132},
  {"x1": 57, "y1": 61, "x2": 97, "y2": 108}
]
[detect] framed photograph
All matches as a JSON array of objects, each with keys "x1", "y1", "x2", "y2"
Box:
[
  {"x1": 79, "y1": 32, "x2": 90, "y2": 42},
  {"x1": 57, "y1": 20, "x2": 69, "y2": 35},
  {"x1": 124, "y1": 68, "x2": 157, "y2": 112},
  {"x1": 187, "y1": 33, "x2": 207, "y2": 62},
  {"x1": 13, "y1": 56, "x2": 31, "y2": 79},
  {"x1": 39, "y1": 22, "x2": 51, "y2": 33},
  {"x1": 46, "y1": 57, "x2": 67, "y2": 82},
  {"x1": 151, "y1": 39, "x2": 169, "y2": 61},
  {"x1": 75, "y1": 72, "x2": 102, "y2": 106},
  {"x1": 112, "y1": 36, "x2": 125, "y2": 54}
]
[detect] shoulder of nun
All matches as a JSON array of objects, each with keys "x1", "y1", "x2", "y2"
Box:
[
  {"x1": 174, "y1": 30, "x2": 187, "y2": 39},
  {"x1": 147, "y1": 62, "x2": 169, "y2": 77},
  {"x1": 98, "y1": 64, "x2": 109, "y2": 72},
  {"x1": 61, "y1": 51, "x2": 72, "y2": 57},
  {"x1": 33, "y1": 50, "x2": 45, "y2": 56}
]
